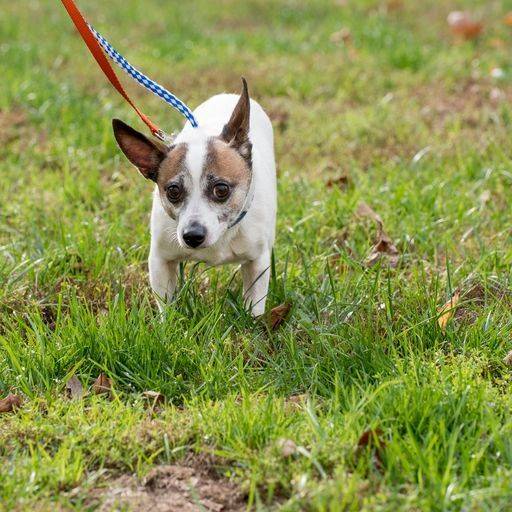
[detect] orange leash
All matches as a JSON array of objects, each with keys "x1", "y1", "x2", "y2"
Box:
[{"x1": 60, "y1": 0, "x2": 169, "y2": 139}]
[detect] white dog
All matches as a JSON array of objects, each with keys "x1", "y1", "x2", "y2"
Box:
[{"x1": 112, "y1": 79, "x2": 276, "y2": 316}]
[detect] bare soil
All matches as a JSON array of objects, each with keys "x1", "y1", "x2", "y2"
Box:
[{"x1": 89, "y1": 463, "x2": 246, "y2": 512}]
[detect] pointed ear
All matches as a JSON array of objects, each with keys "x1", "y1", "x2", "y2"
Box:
[
  {"x1": 220, "y1": 78, "x2": 252, "y2": 164},
  {"x1": 112, "y1": 119, "x2": 168, "y2": 181}
]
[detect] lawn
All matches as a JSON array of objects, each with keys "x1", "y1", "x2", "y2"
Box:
[{"x1": 1, "y1": 0, "x2": 512, "y2": 510}]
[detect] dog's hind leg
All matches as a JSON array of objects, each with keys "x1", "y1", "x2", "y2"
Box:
[
  {"x1": 241, "y1": 251, "x2": 271, "y2": 317},
  {"x1": 148, "y1": 254, "x2": 178, "y2": 313}
]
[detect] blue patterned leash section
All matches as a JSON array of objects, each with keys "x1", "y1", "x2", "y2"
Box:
[{"x1": 89, "y1": 25, "x2": 198, "y2": 129}]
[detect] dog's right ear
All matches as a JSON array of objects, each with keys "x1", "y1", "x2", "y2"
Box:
[
  {"x1": 220, "y1": 78, "x2": 251, "y2": 164},
  {"x1": 112, "y1": 119, "x2": 168, "y2": 182}
]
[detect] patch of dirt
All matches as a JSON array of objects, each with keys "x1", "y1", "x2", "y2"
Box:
[
  {"x1": 0, "y1": 108, "x2": 48, "y2": 150},
  {"x1": 415, "y1": 79, "x2": 512, "y2": 129},
  {"x1": 89, "y1": 463, "x2": 246, "y2": 512},
  {"x1": 0, "y1": 109, "x2": 28, "y2": 145}
]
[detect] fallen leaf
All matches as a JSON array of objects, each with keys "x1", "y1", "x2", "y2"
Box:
[
  {"x1": 356, "y1": 428, "x2": 386, "y2": 471},
  {"x1": 269, "y1": 303, "x2": 292, "y2": 330},
  {"x1": 286, "y1": 394, "x2": 308, "y2": 405},
  {"x1": 284, "y1": 394, "x2": 308, "y2": 411},
  {"x1": 92, "y1": 373, "x2": 112, "y2": 396},
  {"x1": 0, "y1": 394, "x2": 22, "y2": 413},
  {"x1": 330, "y1": 27, "x2": 351, "y2": 45},
  {"x1": 366, "y1": 233, "x2": 399, "y2": 268},
  {"x1": 357, "y1": 202, "x2": 399, "y2": 268},
  {"x1": 438, "y1": 291, "x2": 461, "y2": 333},
  {"x1": 357, "y1": 428, "x2": 384, "y2": 448},
  {"x1": 65, "y1": 375, "x2": 84, "y2": 400},
  {"x1": 142, "y1": 390, "x2": 165, "y2": 406},
  {"x1": 503, "y1": 350, "x2": 512, "y2": 366},
  {"x1": 447, "y1": 11, "x2": 483, "y2": 40},
  {"x1": 504, "y1": 12, "x2": 512, "y2": 26},
  {"x1": 356, "y1": 202, "x2": 383, "y2": 227},
  {"x1": 326, "y1": 174, "x2": 350, "y2": 190},
  {"x1": 277, "y1": 438, "x2": 298, "y2": 458}
]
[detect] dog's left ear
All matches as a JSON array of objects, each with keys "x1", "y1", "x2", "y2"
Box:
[
  {"x1": 112, "y1": 119, "x2": 168, "y2": 182},
  {"x1": 220, "y1": 77, "x2": 251, "y2": 164}
]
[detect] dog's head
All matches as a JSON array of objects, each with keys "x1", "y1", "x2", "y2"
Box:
[{"x1": 112, "y1": 79, "x2": 252, "y2": 249}]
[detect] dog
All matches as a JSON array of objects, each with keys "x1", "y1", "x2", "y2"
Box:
[{"x1": 112, "y1": 79, "x2": 277, "y2": 316}]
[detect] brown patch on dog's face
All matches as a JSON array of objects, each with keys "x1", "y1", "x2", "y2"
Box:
[
  {"x1": 205, "y1": 139, "x2": 250, "y2": 183},
  {"x1": 157, "y1": 143, "x2": 188, "y2": 186},
  {"x1": 202, "y1": 138, "x2": 252, "y2": 222}
]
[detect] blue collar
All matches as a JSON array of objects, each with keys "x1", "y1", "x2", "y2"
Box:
[
  {"x1": 228, "y1": 171, "x2": 254, "y2": 229},
  {"x1": 228, "y1": 209, "x2": 247, "y2": 228}
]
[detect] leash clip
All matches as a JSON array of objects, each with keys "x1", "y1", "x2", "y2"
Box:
[{"x1": 153, "y1": 129, "x2": 174, "y2": 145}]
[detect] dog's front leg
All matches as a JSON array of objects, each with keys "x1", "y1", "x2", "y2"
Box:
[
  {"x1": 241, "y1": 251, "x2": 271, "y2": 317},
  {"x1": 148, "y1": 254, "x2": 178, "y2": 313}
]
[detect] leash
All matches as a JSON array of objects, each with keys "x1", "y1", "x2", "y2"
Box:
[{"x1": 59, "y1": 0, "x2": 198, "y2": 142}]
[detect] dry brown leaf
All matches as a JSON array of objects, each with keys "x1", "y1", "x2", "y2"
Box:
[
  {"x1": 286, "y1": 394, "x2": 308, "y2": 405},
  {"x1": 438, "y1": 291, "x2": 461, "y2": 333},
  {"x1": 357, "y1": 202, "x2": 399, "y2": 267},
  {"x1": 366, "y1": 234, "x2": 399, "y2": 268},
  {"x1": 92, "y1": 373, "x2": 112, "y2": 396},
  {"x1": 65, "y1": 375, "x2": 85, "y2": 400},
  {"x1": 357, "y1": 428, "x2": 384, "y2": 448},
  {"x1": 0, "y1": 394, "x2": 22, "y2": 413},
  {"x1": 142, "y1": 390, "x2": 165, "y2": 406},
  {"x1": 504, "y1": 12, "x2": 512, "y2": 26},
  {"x1": 357, "y1": 202, "x2": 383, "y2": 228},
  {"x1": 269, "y1": 303, "x2": 292, "y2": 330},
  {"x1": 330, "y1": 27, "x2": 351, "y2": 45},
  {"x1": 503, "y1": 350, "x2": 512, "y2": 366},
  {"x1": 326, "y1": 174, "x2": 350, "y2": 190},
  {"x1": 284, "y1": 394, "x2": 308, "y2": 412},
  {"x1": 447, "y1": 11, "x2": 483, "y2": 40},
  {"x1": 356, "y1": 428, "x2": 386, "y2": 471}
]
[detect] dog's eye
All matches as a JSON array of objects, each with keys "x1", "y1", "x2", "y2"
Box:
[
  {"x1": 212, "y1": 183, "x2": 230, "y2": 201},
  {"x1": 166, "y1": 184, "x2": 183, "y2": 203}
]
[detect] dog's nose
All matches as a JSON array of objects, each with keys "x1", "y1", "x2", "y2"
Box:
[{"x1": 183, "y1": 223, "x2": 206, "y2": 248}]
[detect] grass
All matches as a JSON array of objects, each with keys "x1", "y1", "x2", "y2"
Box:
[{"x1": 2, "y1": 0, "x2": 512, "y2": 509}]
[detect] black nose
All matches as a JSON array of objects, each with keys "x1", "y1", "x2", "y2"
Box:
[{"x1": 183, "y1": 223, "x2": 206, "y2": 248}]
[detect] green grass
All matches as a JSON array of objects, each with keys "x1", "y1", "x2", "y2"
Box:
[{"x1": 2, "y1": 0, "x2": 512, "y2": 510}]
